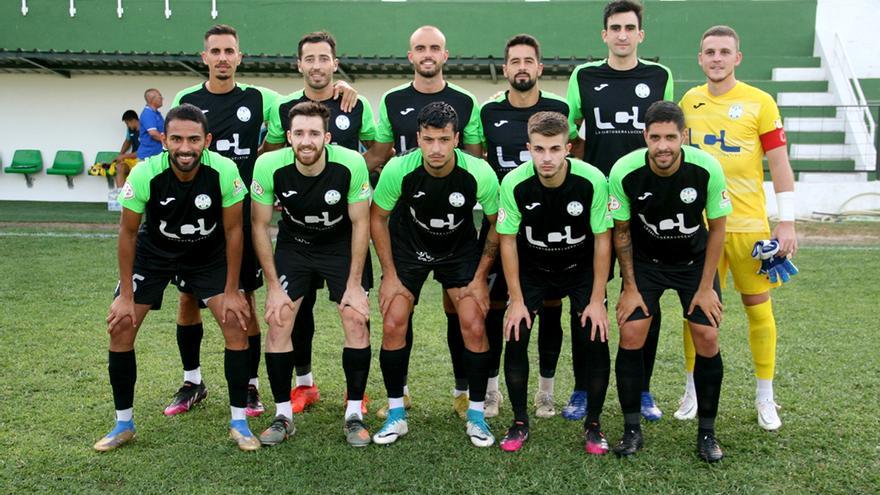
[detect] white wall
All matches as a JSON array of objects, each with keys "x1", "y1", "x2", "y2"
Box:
[{"x1": 816, "y1": 0, "x2": 880, "y2": 78}]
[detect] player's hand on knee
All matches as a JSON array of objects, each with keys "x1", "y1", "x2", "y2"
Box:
[
  {"x1": 616, "y1": 289, "x2": 648, "y2": 328},
  {"x1": 688, "y1": 287, "x2": 723, "y2": 328},
  {"x1": 332, "y1": 80, "x2": 358, "y2": 113},
  {"x1": 107, "y1": 295, "x2": 137, "y2": 333},
  {"x1": 265, "y1": 286, "x2": 294, "y2": 327},
  {"x1": 339, "y1": 284, "x2": 370, "y2": 320},
  {"x1": 222, "y1": 290, "x2": 251, "y2": 332},
  {"x1": 379, "y1": 276, "x2": 413, "y2": 317},
  {"x1": 580, "y1": 301, "x2": 609, "y2": 343},
  {"x1": 504, "y1": 301, "x2": 531, "y2": 341},
  {"x1": 458, "y1": 279, "x2": 489, "y2": 317}
]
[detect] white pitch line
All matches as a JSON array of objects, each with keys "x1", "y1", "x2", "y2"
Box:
[{"x1": 0, "y1": 231, "x2": 116, "y2": 239}]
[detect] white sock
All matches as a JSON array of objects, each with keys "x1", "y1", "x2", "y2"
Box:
[
  {"x1": 295, "y1": 372, "x2": 314, "y2": 387},
  {"x1": 183, "y1": 367, "x2": 202, "y2": 385},
  {"x1": 345, "y1": 400, "x2": 363, "y2": 420},
  {"x1": 248, "y1": 377, "x2": 259, "y2": 388},
  {"x1": 116, "y1": 408, "x2": 133, "y2": 422},
  {"x1": 453, "y1": 388, "x2": 468, "y2": 398},
  {"x1": 685, "y1": 372, "x2": 696, "y2": 395},
  {"x1": 275, "y1": 401, "x2": 292, "y2": 420},
  {"x1": 388, "y1": 397, "x2": 405, "y2": 410},
  {"x1": 468, "y1": 400, "x2": 484, "y2": 413},
  {"x1": 538, "y1": 376, "x2": 555, "y2": 395},
  {"x1": 230, "y1": 406, "x2": 247, "y2": 421},
  {"x1": 756, "y1": 379, "x2": 774, "y2": 402},
  {"x1": 487, "y1": 376, "x2": 499, "y2": 393},
  {"x1": 402, "y1": 384, "x2": 410, "y2": 396}
]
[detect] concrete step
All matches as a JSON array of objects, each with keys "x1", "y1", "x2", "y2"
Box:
[
  {"x1": 777, "y1": 92, "x2": 837, "y2": 106},
  {"x1": 789, "y1": 143, "x2": 856, "y2": 160},
  {"x1": 784, "y1": 117, "x2": 845, "y2": 132},
  {"x1": 787, "y1": 131, "x2": 846, "y2": 144},
  {"x1": 780, "y1": 106, "x2": 838, "y2": 118},
  {"x1": 772, "y1": 67, "x2": 826, "y2": 81}
]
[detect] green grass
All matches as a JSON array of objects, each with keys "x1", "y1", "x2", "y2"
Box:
[{"x1": 0, "y1": 228, "x2": 878, "y2": 494}]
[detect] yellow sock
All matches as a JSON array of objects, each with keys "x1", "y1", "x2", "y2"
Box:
[
  {"x1": 746, "y1": 299, "x2": 777, "y2": 381},
  {"x1": 682, "y1": 319, "x2": 695, "y2": 373}
]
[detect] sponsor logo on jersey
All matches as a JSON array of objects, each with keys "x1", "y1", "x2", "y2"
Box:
[
  {"x1": 448, "y1": 192, "x2": 465, "y2": 207},
  {"x1": 121, "y1": 182, "x2": 135, "y2": 200},
  {"x1": 567, "y1": 201, "x2": 584, "y2": 216},
  {"x1": 160, "y1": 218, "x2": 217, "y2": 239},
  {"x1": 692, "y1": 102, "x2": 706, "y2": 109},
  {"x1": 160, "y1": 197, "x2": 176, "y2": 206},
  {"x1": 594, "y1": 83, "x2": 609, "y2": 91},
  {"x1": 680, "y1": 187, "x2": 698, "y2": 204},
  {"x1": 281, "y1": 190, "x2": 297, "y2": 198},
  {"x1": 195, "y1": 194, "x2": 212, "y2": 210},
  {"x1": 635, "y1": 83, "x2": 651, "y2": 99},
  {"x1": 728, "y1": 104, "x2": 744, "y2": 120},
  {"x1": 410, "y1": 208, "x2": 464, "y2": 231},
  {"x1": 400, "y1": 107, "x2": 415, "y2": 115},
  {"x1": 594, "y1": 106, "x2": 644, "y2": 130},
  {"x1": 216, "y1": 133, "x2": 251, "y2": 156},
  {"x1": 497, "y1": 207, "x2": 507, "y2": 223},
  {"x1": 201, "y1": 109, "x2": 210, "y2": 114},
  {"x1": 701, "y1": 129, "x2": 741, "y2": 153},
  {"x1": 412, "y1": 191, "x2": 426, "y2": 198},
  {"x1": 233, "y1": 178, "x2": 245, "y2": 196},
  {"x1": 335, "y1": 115, "x2": 351, "y2": 130},
  {"x1": 639, "y1": 213, "x2": 699, "y2": 237},
  {"x1": 493, "y1": 120, "x2": 509, "y2": 127},
  {"x1": 324, "y1": 189, "x2": 341, "y2": 205},
  {"x1": 524, "y1": 202, "x2": 541, "y2": 210},
  {"x1": 251, "y1": 180, "x2": 264, "y2": 196},
  {"x1": 638, "y1": 192, "x2": 653, "y2": 201},
  {"x1": 525, "y1": 225, "x2": 585, "y2": 247},
  {"x1": 237, "y1": 106, "x2": 252, "y2": 122}
]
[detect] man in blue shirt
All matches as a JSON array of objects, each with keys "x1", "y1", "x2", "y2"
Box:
[{"x1": 137, "y1": 89, "x2": 165, "y2": 159}]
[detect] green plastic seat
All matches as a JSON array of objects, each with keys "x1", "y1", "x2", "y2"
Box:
[
  {"x1": 47, "y1": 150, "x2": 85, "y2": 176},
  {"x1": 4, "y1": 149, "x2": 42, "y2": 175},
  {"x1": 94, "y1": 151, "x2": 118, "y2": 165}
]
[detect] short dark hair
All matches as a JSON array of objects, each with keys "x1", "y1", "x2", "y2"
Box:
[
  {"x1": 204, "y1": 24, "x2": 238, "y2": 41},
  {"x1": 504, "y1": 34, "x2": 541, "y2": 62},
  {"x1": 165, "y1": 103, "x2": 209, "y2": 135},
  {"x1": 298, "y1": 31, "x2": 337, "y2": 59},
  {"x1": 701, "y1": 25, "x2": 740, "y2": 50},
  {"x1": 417, "y1": 102, "x2": 459, "y2": 133},
  {"x1": 288, "y1": 101, "x2": 331, "y2": 132},
  {"x1": 644, "y1": 101, "x2": 685, "y2": 131},
  {"x1": 527, "y1": 111, "x2": 569, "y2": 138},
  {"x1": 603, "y1": 0, "x2": 643, "y2": 29},
  {"x1": 122, "y1": 110, "x2": 138, "y2": 121}
]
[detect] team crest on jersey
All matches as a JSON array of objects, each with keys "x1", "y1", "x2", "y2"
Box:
[
  {"x1": 233, "y1": 178, "x2": 245, "y2": 196},
  {"x1": 680, "y1": 187, "x2": 698, "y2": 204},
  {"x1": 497, "y1": 207, "x2": 507, "y2": 224},
  {"x1": 728, "y1": 104, "x2": 743, "y2": 120},
  {"x1": 324, "y1": 189, "x2": 341, "y2": 205},
  {"x1": 449, "y1": 192, "x2": 466, "y2": 208},
  {"x1": 251, "y1": 180, "x2": 264, "y2": 196},
  {"x1": 358, "y1": 181, "x2": 370, "y2": 199},
  {"x1": 194, "y1": 194, "x2": 212, "y2": 210},
  {"x1": 567, "y1": 201, "x2": 584, "y2": 216},
  {"x1": 608, "y1": 195, "x2": 621, "y2": 211},
  {"x1": 635, "y1": 83, "x2": 651, "y2": 99},
  {"x1": 335, "y1": 115, "x2": 351, "y2": 130},
  {"x1": 121, "y1": 182, "x2": 135, "y2": 200},
  {"x1": 237, "y1": 106, "x2": 252, "y2": 122}
]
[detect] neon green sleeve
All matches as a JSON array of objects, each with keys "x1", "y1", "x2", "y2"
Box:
[
  {"x1": 118, "y1": 156, "x2": 156, "y2": 213},
  {"x1": 250, "y1": 150, "x2": 287, "y2": 206},
  {"x1": 663, "y1": 65, "x2": 675, "y2": 102},
  {"x1": 495, "y1": 167, "x2": 525, "y2": 235},
  {"x1": 359, "y1": 97, "x2": 377, "y2": 142},
  {"x1": 587, "y1": 169, "x2": 612, "y2": 233},
  {"x1": 470, "y1": 155, "x2": 499, "y2": 215},
  {"x1": 258, "y1": 86, "x2": 280, "y2": 122},
  {"x1": 608, "y1": 166, "x2": 631, "y2": 222},
  {"x1": 337, "y1": 147, "x2": 372, "y2": 203},
  {"x1": 566, "y1": 69, "x2": 583, "y2": 123},
  {"x1": 372, "y1": 157, "x2": 405, "y2": 210},
  {"x1": 462, "y1": 94, "x2": 483, "y2": 145},
  {"x1": 265, "y1": 99, "x2": 286, "y2": 145},
  {"x1": 375, "y1": 95, "x2": 393, "y2": 144},
  {"x1": 214, "y1": 153, "x2": 246, "y2": 207}
]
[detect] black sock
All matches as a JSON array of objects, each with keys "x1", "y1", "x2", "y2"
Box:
[
  {"x1": 248, "y1": 334, "x2": 261, "y2": 380},
  {"x1": 224, "y1": 349, "x2": 250, "y2": 408},
  {"x1": 108, "y1": 350, "x2": 136, "y2": 411},
  {"x1": 463, "y1": 349, "x2": 491, "y2": 403},
  {"x1": 380, "y1": 347, "x2": 408, "y2": 398},
  {"x1": 575, "y1": 312, "x2": 610, "y2": 425},
  {"x1": 503, "y1": 321, "x2": 531, "y2": 422},
  {"x1": 292, "y1": 291, "x2": 317, "y2": 377},
  {"x1": 538, "y1": 305, "x2": 563, "y2": 378},
  {"x1": 446, "y1": 312, "x2": 468, "y2": 390},
  {"x1": 485, "y1": 308, "x2": 505, "y2": 377},
  {"x1": 264, "y1": 351, "x2": 295, "y2": 405},
  {"x1": 616, "y1": 347, "x2": 644, "y2": 428},
  {"x1": 694, "y1": 351, "x2": 724, "y2": 423},
  {"x1": 343, "y1": 347, "x2": 371, "y2": 401},
  {"x1": 642, "y1": 310, "x2": 662, "y2": 391},
  {"x1": 176, "y1": 323, "x2": 203, "y2": 372},
  {"x1": 571, "y1": 319, "x2": 588, "y2": 391},
  {"x1": 402, "y1": 314, "x2": 414, "y2": 386}
]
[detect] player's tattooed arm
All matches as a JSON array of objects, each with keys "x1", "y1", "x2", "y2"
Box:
[{"x1": 613, "y1": 219, "x2": 648, "y2": 327}]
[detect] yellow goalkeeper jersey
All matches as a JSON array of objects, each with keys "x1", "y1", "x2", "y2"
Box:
[{"x1": 680, "y1": 82, "x2": 787, "y2": 233}]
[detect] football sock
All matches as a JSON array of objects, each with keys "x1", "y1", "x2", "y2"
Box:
[
  {"x1": 576, "y1": 311, "x2": 610, "y2": 425},
  {"x1": 380, "y1": 347, "x2": 408, "y2": 399},
  {"x1": 224, "y1": 348, "x2": 249, "y2": 409},
  {"x1": 571, "y1": 319, "x2": 588, "y2": 391},
  {"x1": 694, "y1": 352, "x2": 724, "y2": 422},
  {"x1": 538, "y1": 305, "x2": 563, "y2": 378},
  {"x1": 388, "y1": 397, "x2": 405, "y2": 410},
  {"x1": 538, "y1": 376, "x2": 554, "y2": 395},
  {"x1": 746, "y1": 299, "x2": 776, "y2": 380},
  {"x1": 291, "y1": 290, "x2": 317, "y2": 377},
  {"x1": 487, "y1": 375, "x2": 499, "y2": 394},
  {"x1": 248, "y1": 377, "x2": 258, "y2": 388},
  {"x1": 248, "y1": 334, "x2": 261, "y2": 381},
  {"x1": 265, "y1": 351, "x2": 295, "y2": 404},
  {"x1": 295, "y1": 372, "x2": 314, "y2": 388},
  {"x1": 230, "y1": 408, "x2": 247, "y2": 422},
  {"x1": 275, "y1": 401, "x2": 293, "y2": 420},
  {"x1": 345, "y1": 400, "x2": 363, "y2": 420},
  {"x1": 176, "y1": 323, "x2": 203, "y2": 373},
  {"x1": 615, "y1": 347, "x2": 644, "y2": 420},
  {"x1": 402, "y1": 314, "x2": 414, "y2": 388},
  {"x1": 643, "y1": 309, "x2": 662, "y2": 391},
  {"x1": 485, "y1": 307, "x2": 505, "y2": 379},
  {"x1": 756, "y1": 379, "x2": 774, "y2": 402},
  {"x1": 446, "y1": 312, "x2": 467, "y2": 386},
  {"x1": 463, "y1": 348, "x2": 491, "y2": 403},
  {"x1": 468, "y1": 401, "x2": 485, "y2": 413},
  {"x1": 115, "y1": 408, "x2": 133, "y2": 423},
  {"x1": 109, "y1": 350, "x2": 136, "y2": 411},
  {"x1": 183, "y1": 367, "x2": 202, "y2": 385},
  {"x1": 342, "y1": 346, "x2": 371, "y2": 402},
  {"x1": 504, "y1": 321, "x2": 531, "y2": 422}
]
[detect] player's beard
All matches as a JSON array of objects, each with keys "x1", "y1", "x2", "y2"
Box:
[
  {"x1": 295, "y1": 143, "x2": 325, "y2": 167},
  {"x1": 509, "y1": 73, "x2": 536, "y2": 92},
  {"x1": 415, "y1": 59, "x2": 441, "y2": 78},
  {"x1": 306, "y1": 71, "x2": 331, "y2": 91},
  {"x1": 169, "y1": 151, "x2": 201, "y2": 173},
  {"x1": 648, "y1": 148, "x2": 681, "y2": 171}
]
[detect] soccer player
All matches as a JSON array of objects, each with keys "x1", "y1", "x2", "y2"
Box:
[
  {"x1": 113, "y1": 110, "x2": 140, "y2": 188},
  {"x1": 479, "y1": 34, "x2": 578, "y2": 418},
  {"x1": 608, "y1": 101, "x2": 730, "y2": 462},
  {"x1": 261, "y1": 31, "x2": 374, "y2": 414},
  {"x1": 677, "y1": 25, "x2": 796, "y2": 431},
  {"x1": 370, "y1": 102, "x2": 499, "y2": 447},
  {"x1": 364, "y1": 25, "x2": 486, "y2": 419},
  {"x1": 94, "y1": 104, "x2": 259, "y2": 452},
  {"x1": 167, "y1": 24, "x2": 279, "y2": 419},
  {"x1": 566, "y1": 0, "x2": 674, "y2": 421},
  {"x1": 497, "y1": 111, "x2": 612, "y2": 453},
  {"x1": 251, "y1": 102, "x2": 373, "y2": 447}
]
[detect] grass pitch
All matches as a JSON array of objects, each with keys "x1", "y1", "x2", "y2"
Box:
[{"x1": 0, "y1": 205, "x2": 878, "y2": 494}]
